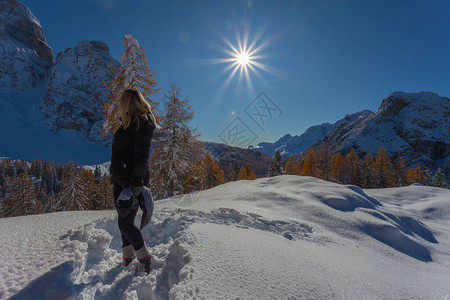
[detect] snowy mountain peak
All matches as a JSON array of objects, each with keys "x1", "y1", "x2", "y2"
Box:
[
  {"x1": 0, "y1": 0, "x2": 53, "y2": 90},
  {"x1": 39, "y1": 39, "x2": 121, "y2": 145},
  {"x1": 377, "y1": 91, "x2": 447, "y2": 119},
  {"x1": 250, "y1": 110, "x2": 372, "y2": 158},
  {"x1": 386, "y1": 91, "x2": 444, "y2": 101},
  {"x1": 56, "y1": 40, "x2": 112, "y2": 61},
  {"x1": 320, "y1": 91, "x2": 449, "y2": 173}
]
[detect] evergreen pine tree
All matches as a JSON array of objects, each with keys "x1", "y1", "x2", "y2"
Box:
[
  {"x1": 225, "y1": 161, "x2": 240, "y2": 182},
  {"x1": 94, "y1": 166, "x2": 102, "y2": 184},
  {"x1": 274, "y1": 150, "x2": 283, "y2": 175},
  {"x1": 56, "y1": 161, "x2": 91, "y2": 211},
  {"x1": 42, "y1": 160, "x2": 56, "y2": 195},
  {"x1": 103, "y1": 33, "x2": 161, "y2": 137},
  {"x1": 345, "y1": 149, "x2": 361, "y2": 185},
  {"x1": 316, "y1": 146, "x2": 331, "y2": 180},
  {"x1": 361, "y1": 154, "x2": 374, "y2": 188},
  {"x1": 149, "y1": 83, "x2": 202, "y2": 198},
  {"x1": 267, "y1": 159, "x2": 278, "y2": 177},
  {"x1": 432, "y1": 168, "x2": 449, "y2": 188},
  {"x1": 423, "y1": 167, "x2": 433, "y2": 186},
  {"x1": 0, "y1": 164, "x2": 6, "y2": 198},
  {"x1": 44, "y1": 190, "x2": 57, "y2": 213},
  {"x1": 394, "y1": 155, "x2": 408, "y2": 187}
]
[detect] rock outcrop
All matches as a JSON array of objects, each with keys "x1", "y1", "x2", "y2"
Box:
[
  {"x1": 0, "y1": 0, "x2": 53, "y2": 90},
  {"x1": 39, "y1": 40, "x2": 120, "y2": 145}
]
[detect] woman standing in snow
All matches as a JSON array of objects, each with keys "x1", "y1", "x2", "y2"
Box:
[{"x1": 110, "y1": 88, "x2": 158, "y2": 274}]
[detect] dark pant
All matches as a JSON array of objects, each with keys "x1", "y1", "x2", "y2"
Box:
[{"x1": 113, "y1": 179, "x2": 145, "y2": 250}]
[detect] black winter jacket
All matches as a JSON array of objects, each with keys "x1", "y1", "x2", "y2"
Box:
[{"x1": 110, "y1": 113, "x2": 156, "y2": 187}]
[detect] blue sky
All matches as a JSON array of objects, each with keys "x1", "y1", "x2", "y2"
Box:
[{"x1": 22, "y1": 0, "x2": 450, "y2": 146}]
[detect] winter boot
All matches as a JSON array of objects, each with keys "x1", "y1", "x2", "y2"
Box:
[
  {"x1": 122, "y1": 245, "x2": 135, "y2": 266},
  {"x1": 139, "y1": 254, "x2": 152, "y2": 274},
  {"x1": 136, "y1": 244, "x2": 152, "y2": 274}
]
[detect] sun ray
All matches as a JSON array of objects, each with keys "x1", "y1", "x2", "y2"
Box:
[
  {"x1": 242, "y1": 21, "x2": 250, "y2": 53},
  {"x1": 234, "y1": 26, "x2": 243, "y2": 53},
  {"x1": 217, "y1": 61, "x2": 239, "y2": 76},
  {"x1": 247, "y1": 39, "x2": 272, "y2": 57},
  {"x1": 247, "y1": 63, "x2": 265, "y2": 81},
  {"x1": 243, "y1": 64, "x2": 255, "y2": 95},
  {"x1": 213, "y1": 63, "x2": 240, "y2": 103},
  {"x1": 194, "y1": 57, "x2": 237, "y2": 65},
  {"x1": 247, "y1": 29, "x2": 265, "y2": 54},
  {"x1": 250, "y1": 60, "x2": 284, "y2": 79},
  {"x1": 212, "y1": 42, "x2": 239, "y2": 57}
]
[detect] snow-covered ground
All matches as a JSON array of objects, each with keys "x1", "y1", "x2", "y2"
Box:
[{"x1": 1, "y1": 175, "x2": 449, "y2": 299}]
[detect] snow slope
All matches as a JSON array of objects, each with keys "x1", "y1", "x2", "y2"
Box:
[{"x1": 1, "y1": 175, "x2": 449, "y2": 299}]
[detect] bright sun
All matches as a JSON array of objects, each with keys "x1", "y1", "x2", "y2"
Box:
[
  {"x1": 206, "y1": 21, "x2": 282, "y2": 99},
  {"x1": 236, "y1": 51, "x2": 250, "y2": 66}
]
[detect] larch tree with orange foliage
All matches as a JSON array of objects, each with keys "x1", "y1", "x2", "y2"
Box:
[
  {"x1": 284, "y1": 158, "x2": 300, "y2": 175},
  {"x1": 182, "y1": 159, "x2": 202, "y2": 194},
  {"x1": 407, "y1": 164, "x2": 426, "y2": 185},
  {"x1": 238, "y1": 163, "x2": 257, "y2": 180},
  {"x1": 372, "y1": 147, "x2": 395, "y2": 188},
  {"x1": 3, "y1": 173, "x2": 42, "y2": 217},
  {"x1": 330, "y1": 153, "x2": 346, "y2": 184},
  {"x1": 197, "y1": 152, "x2": 225, "y2": 189},
  {"x1": 102, "y1": 33, "x2": 161, "y2": 137},
  {"x1": 301, "y1": 148, "x2": 318, "y2": 177}
]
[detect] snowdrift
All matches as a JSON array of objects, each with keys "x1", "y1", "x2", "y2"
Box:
[{"x1": 1, "y1": 175, "x2": 449, "y2": 299}]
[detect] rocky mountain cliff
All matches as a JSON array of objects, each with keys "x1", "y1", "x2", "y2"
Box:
[
  {"x1": 0, "y1": 0, "x2": 53, "y2": 91},
  {"x1": 317, "y1": 91, "x2": 449, "y2": 173},
  {"x1": 0, "y1": 0, "x2": 117, "y2": 164},
  {"x1": 39, "y1": 40, "x2": 120, "y2": 146}
]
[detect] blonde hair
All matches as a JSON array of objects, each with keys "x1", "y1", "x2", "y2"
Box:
[{"x1": 119, "y1": 88, "x2": 158, "y2": 130}]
